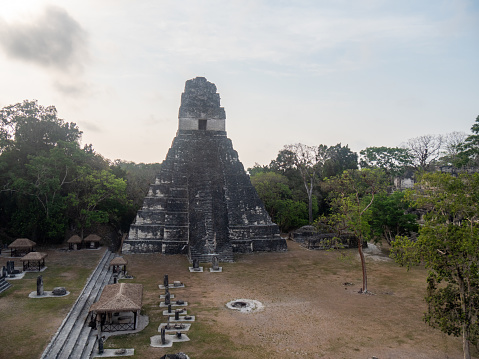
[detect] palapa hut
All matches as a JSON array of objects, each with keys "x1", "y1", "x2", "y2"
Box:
[
  {"x1": 84, "y1": 234, "x2": 101, "y2": 249},
  {"x1": 89, "y1": 283, "x2": 143, "y2": 332},
  {"x1": 21, "y1": 252, "x2": 47, "y2": 271},
  {"x1": 67, "y1": 235, "x2": 83, "y2": 250},
  {"x1": 8, "y1": 238, "x2": 36, "y2": 257},
  {"x1": 109, "y1": 257, "x2": 128, "y2": 276}
]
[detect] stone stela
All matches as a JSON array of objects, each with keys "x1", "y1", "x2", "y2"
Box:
[{"x1": 123, "y1": 77, "x2": 287, "y2": 263}]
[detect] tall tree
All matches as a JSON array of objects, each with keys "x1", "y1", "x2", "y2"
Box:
[
  {"x1": 405, "y1": 134, "x2": 443, "y2": 171},
  {"x1": 391, "y1": 172, "x2": 479, "y2": 359},
  {"x1": 368, "y1": 191, "x2": 418, "y2": 244},
  {"x1": 322, "y1": 143, "x2": 358, "y2": 178},
  {"x1": 67, "y1": 168, "x2": 128, "y2": 238},
  {"x1": 439, "y1": 132, "x2": 468, "y2": 167},
  {"x1": 359, "y1": 146, "x2": 412, "y2": 178},
  {"x1": 458, "y1": 115, "x2": 479, "y2": 167},
  {"x1": 250, "y1": 171, "x2": 310, "y2": 231},
  {"x1": 283, "y1": 143, "x2": 321, "y2": 224},
  {"x1": 323, "y1": 168, "x2": 387, "y2": 293}
]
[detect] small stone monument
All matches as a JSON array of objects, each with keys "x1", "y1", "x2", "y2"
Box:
[
  {"x1": 164, "y1": 274, "x2": 169, "y2": 288},
  {"x1": 37, "y1": 275, "x2": 44, "y2": 296},
  {"x1": 175, "y1": 309, "x2": 180, "y2": 320},
  {"x1": 1, "y1": 266, "x2": 6, "y2": 278},
  {"x1": 212, "y1": 256, "x2": 219, "y2": 270},
  {"x1": 7, "y1": 261, "x2": 14, "y2": 275},
  {"x1": 165, "y1": 292, "x2": 171, "y2": 305},
  {"x1": 98, "y1": 336, "x2": 105, "y2": 354},
  {"x1": 210, "y1": 255, "x2": 223, "y2": 272},
  {"x1": 165, "y1": 286, "x2": 170, "y2": 297},
  {"x1": 160, "y1": 327, "x2": 167, "y2": 345},
  {"x1": 168, "y1": 304, "x2": 172, "y2": 314}
]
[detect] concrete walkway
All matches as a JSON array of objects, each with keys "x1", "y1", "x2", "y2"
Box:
[{"x1": 40, "y1": 250, "x2": 116, "y2": 359}]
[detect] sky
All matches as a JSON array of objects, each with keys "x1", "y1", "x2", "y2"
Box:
[{"x1": 0, "y1": 0, "x2": 478, "y2": 169}]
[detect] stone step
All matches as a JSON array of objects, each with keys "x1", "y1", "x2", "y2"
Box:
[
  {"x1": 40, "y1": 250, "x2": 114, "y2": 359},
  {"x1": 70, "y1": 317, "x2": 93, "y2": 359},
  {"x1": 64, "y1": 252, "x2": 115, "y2": 358},
  {"x1": 0, "y1": 278, "x2": 12, "y2": 293},
  {"x1": 81, "y1": 331, "x2": 98, "y2": 359}
]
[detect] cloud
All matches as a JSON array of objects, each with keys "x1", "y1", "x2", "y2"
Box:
[{"x1": 0, "y1": 6, "x2": 88, "y2": 72}]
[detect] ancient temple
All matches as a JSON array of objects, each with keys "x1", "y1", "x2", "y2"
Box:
[{"x1": 122, "y1": 77, "x2": 286, "y2": 262}]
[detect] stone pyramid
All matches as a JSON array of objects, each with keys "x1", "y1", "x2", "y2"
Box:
[{"x1": 122, "y1": 77, "x2": 287, "y2": 262}]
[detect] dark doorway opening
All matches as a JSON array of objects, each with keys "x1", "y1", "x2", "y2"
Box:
[{"x1": 198, "y1": 119, "x2": 207, "y2": 130}]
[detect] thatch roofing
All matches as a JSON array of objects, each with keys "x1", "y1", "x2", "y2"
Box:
[
  {"x1": 90, "y1": 283, "x2": 143, "y2": 313},
  {"x1": 110, "y1": 257, "x2": 128, "y2": 266},
  {"x1": 21, "y1": 252, "x2": 47, "y2": 261},
  {"x1": 67, "y1": 235, "x2": 82, "y2": 244},
  {"x1": 8, "y1": 238, "x2": 36, "y2": 249},
  {"x1": 84, "y1": 234, "x2": 101, "y2": 242}
]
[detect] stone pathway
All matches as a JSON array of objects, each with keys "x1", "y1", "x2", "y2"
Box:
[{"x1": 40, "y1": 250, "x2": 116, "y2": 359}]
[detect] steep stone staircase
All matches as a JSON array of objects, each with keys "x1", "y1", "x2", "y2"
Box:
[
  {"x1": 0, "y1": 276, "x2": 11, "y2": 294},
  {"x1": 40, "y1": 250, "x2": 116, "y2": 359}
]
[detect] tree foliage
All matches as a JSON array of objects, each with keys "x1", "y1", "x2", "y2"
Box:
[
  {"x1": 323, "y1": 168, "x2": 387, "y2": 293},
  {"x1": 391, "y1": 172, "x2": 479, "y2": 359},
  {"x1": 368, "y1": 191, "x2": 418, "y2": 244},
  {"x1": 0, "y1": 101, "x2": 139, "y2": 244},
  {"x1": 359, "y1": 146, "x2": 412, "y2": 178}
]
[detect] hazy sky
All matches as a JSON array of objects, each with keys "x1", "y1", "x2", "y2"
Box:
[{"x1": 0, "y1": 1, "x2": 478, "y2": 169}]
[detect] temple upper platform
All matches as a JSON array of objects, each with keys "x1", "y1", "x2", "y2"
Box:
[{"x1": 178, "y1": 77, "x2": 226, "y2": 132}]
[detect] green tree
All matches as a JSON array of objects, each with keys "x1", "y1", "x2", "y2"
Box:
[
  {"x1": 359, "y1": 146, "x2": 412, "y2": 178},
  {"x1": 322, "y1": 143, "x2": 358, "y2": 178},
  {"x1": 457, "y1": 115, "x2": 479, "y2": 167},
  {"x1": 283, "y1": 143, "x2": 322, "y2": 224},
  {"x1": 369, "y1": 191, "x2": 418, "y2": 244},
  {"x1": 0, "y1": 101, "x2": 83, "y2": 243},
  {"x1": 250, "y1": 171, "x2": 312, "y2": 231},
  {"x1": 67, "y1": 168, "x2": 128, "y2": 238},
  {"x1": 391, "y1": 172, "x2": 479, "y2": 359},
  {"x1": 323, "y1": 168, "x2": 387, "y2": 293}
]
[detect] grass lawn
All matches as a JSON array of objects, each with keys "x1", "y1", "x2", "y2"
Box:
[{"x1": 0, "y1": 247, "x2": 104, "y2": 359}]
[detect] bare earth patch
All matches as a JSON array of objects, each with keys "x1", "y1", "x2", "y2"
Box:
[{"x1": 0, "y1": 242, "x2": 473, "y2": 358}]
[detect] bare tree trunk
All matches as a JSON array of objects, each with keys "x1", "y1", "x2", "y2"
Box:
[
  {"x1": 458, "y1": 274, "x2": 471, "y2": 359},
  {"x1": 308, "y1": 191, "x2": 313, "y2": 225},
  {"x1": 463, "y1": 328, "x2": 471, "y2": 359},
  {"x1": 358, "y1": 238, "x2": 367, "y2": 292}
]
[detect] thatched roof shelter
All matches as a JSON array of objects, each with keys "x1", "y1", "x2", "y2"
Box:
[
  {"x1": 110, "y1": 257, "x2": 128, "y2": 266},
  {"x1": 9, "y1": 238, "x2": 36, "y2": 256},
  {"x1": 109, "y1": 256, "x2": 128, "y2": 275},
  {"x1": 22, "y1": 252, "x2": 47, "y2": 261},
  {"x1": 84, "y1": 234, "x2": 101, "y2": 242},
  {"x1": 21, "y1": 252, "x2": 47, "y2": 271},
  {"x1": 67, "y1": 235, "x2": 82, "y2": 244},
  {"x1": 9, "y1": 238, "x2": 36, "y2": 249},
  {"x1": 84, "y1": 234, "x2": 101, "y2": 249},
  {"x1": 90, "y1": 283, "x2": 142, "y2": 313}
]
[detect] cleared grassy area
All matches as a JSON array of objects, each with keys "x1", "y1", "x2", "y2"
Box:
[
  {"x1": 1, "y1": 241, "x2": 474, "y2": 358},
  {"x1": 0, "y1": 247, "x2": 104, "y2": 359}
]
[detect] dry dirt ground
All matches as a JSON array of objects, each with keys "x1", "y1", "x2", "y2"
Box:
[{"x1": 0, "y1": 240, "x2": 473, "y2": 359}]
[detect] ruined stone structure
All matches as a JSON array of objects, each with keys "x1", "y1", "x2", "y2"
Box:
[{"x1": 123, "y1": 77, "x2": 286, "y2": 262}]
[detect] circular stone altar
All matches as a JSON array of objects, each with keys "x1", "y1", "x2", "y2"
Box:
[{"x1": 226, "y1": 299, "x2": 264, "y2": 313}]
